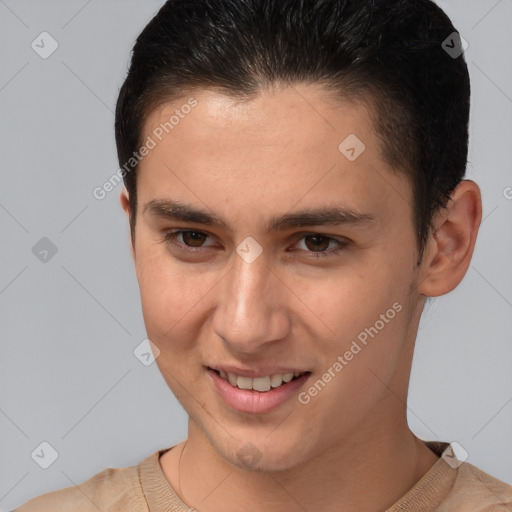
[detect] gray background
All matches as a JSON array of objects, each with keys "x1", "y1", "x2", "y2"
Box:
[{"x1": 0, "y1": 0, "x2": 511, "y2": 509}]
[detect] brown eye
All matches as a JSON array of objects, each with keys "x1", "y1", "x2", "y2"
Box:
[
  {"x1": 162, "y1": 230, "x2": 347, "y2": 259},
  {"x1": 162, "y1": 230, "x2": 215, "y2": 252},
  {"x1": 180, "y1": 231, "x2": 208, "y2": 247},
  {"x1": 303, "y1": 235, "x2": 331, "y2": 252},
  {"x1": 293, "y1": 233, "x2": 348, "y2": 259}
]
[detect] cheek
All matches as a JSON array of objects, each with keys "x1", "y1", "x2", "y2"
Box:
[
  {"x1": 135, "y1": 248, "x2": 214, "y2": 345},
  {"x1": 299, "y1": 300, "x2": 409, "y2": 430},
  {"x1": 303, "y1": 261, "x2": 410, "y2": 367},
  {"x1": 295, "y1": 269, "x2": 391, "y2": 336},
  {"x1": 136, "y1": 254, "x2": 212, "y2": 392}
]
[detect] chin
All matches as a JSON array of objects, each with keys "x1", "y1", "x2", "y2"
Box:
[
  {"x1": 217, "y1": 434, "x2": 310, "y2": 473},
  {"x1": 191, "y1": 402, "x2": 318, "y2": 473}
]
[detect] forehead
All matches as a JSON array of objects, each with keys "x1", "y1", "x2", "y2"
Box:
[
  {"x1": 136, "y1": 85, "x2": 412, "y2": 232},
  {"x1": 142, "y1": 84, "x2": 379, "y2": 159}
]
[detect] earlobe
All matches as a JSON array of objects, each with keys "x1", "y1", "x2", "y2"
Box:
[{"x1": 418, "y1": 180, "x2": 482, "y2": 298}]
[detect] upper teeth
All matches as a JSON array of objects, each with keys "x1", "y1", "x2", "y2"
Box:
[{"x1": 219, "y1": 371, "x2": 303, "y2": 392}]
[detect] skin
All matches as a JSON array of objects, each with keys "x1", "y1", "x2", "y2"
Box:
[{"x1": 120, "y1": 83, "x2": 481, "y2": 511}]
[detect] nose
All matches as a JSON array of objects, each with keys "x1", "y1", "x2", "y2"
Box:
[{"x1": 211, "y1": 249, "x2": 291, "y2": 355}]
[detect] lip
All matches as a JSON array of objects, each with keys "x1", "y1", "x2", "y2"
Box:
[
  {"x1": 208, "y1": 365, "x2": 309, "y2": 378},
  {"x1": 207, "y1": 367, "x2": 311, "y2": 414}
]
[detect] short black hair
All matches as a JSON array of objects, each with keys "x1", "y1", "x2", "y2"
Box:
[{"x1": 115, "y1": 0, "x2": 470, "y2": 264}]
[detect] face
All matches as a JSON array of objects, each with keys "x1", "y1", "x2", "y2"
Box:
[{"x1": 122, "y1": 84, "x2": 426, "y2": 472}]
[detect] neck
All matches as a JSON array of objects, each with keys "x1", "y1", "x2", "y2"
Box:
[{"x1": 162, "y1": 408, "x2": 439, "y2": 512}]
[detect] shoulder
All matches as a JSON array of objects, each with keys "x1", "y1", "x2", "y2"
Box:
[
  {"x1": 14, "y1": 460, "x2": 149, "y2": 512},
  {"x1": 446, "y1": 462, "x2": 512, "y2": 511}
]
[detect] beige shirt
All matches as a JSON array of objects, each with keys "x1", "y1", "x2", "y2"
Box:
[{"x1": 15, "y1": 441, "x2": 512, "y2": 511}]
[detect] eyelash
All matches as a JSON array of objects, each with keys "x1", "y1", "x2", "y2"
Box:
[{"x1": 162, "y1": 230, "x2": 348, "y2": 259}]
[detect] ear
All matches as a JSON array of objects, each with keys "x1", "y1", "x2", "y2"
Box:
[
  {"x1": 418, "y1": 180, "x2": 482, "y2": 297},
  {"x1": 120, "y1": 187, "x2": 131, "y2": 217},
  {"x1": 120, "y1": 188, "x2": 135, "y2": 260}
]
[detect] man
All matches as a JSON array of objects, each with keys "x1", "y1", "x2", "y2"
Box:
[{"x1": 16, "y1": 0, "x2": 512, "y2": 510}]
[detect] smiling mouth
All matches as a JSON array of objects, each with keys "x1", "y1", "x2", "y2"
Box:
[{"x1": 209, "y1": 368, "x2": 311, "y2": 392}]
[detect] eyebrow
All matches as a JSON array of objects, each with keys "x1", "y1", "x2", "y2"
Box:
[{"x1": 143, "y1": 198, "x2": 377, "y2": 232}]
